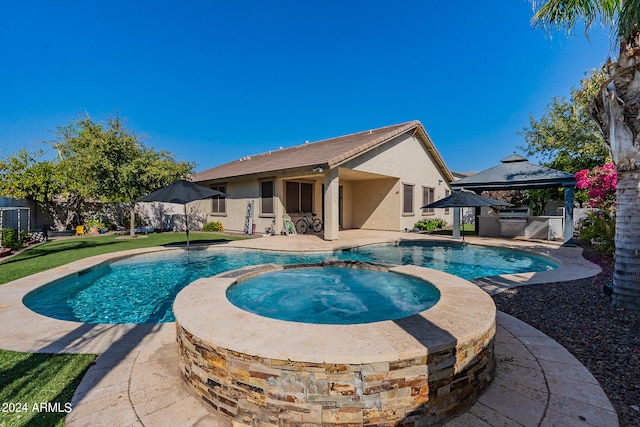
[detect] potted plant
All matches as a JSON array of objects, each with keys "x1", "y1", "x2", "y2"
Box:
[{"x1": 86, "y1": 218, "x2": 107, "y2": 235}]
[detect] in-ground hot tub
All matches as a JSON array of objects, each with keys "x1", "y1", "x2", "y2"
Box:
[{"x1": 175, "y1": 261, "x2": 496, "y2": 426}]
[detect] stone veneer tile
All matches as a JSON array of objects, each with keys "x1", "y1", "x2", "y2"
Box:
[{"x1": 322, "y1": 407, "x2": 364, "y2": 424}]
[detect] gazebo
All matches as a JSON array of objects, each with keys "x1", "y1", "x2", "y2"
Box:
[{"x1": 450, "y1": 154, "x2": 576, "y2": 245}]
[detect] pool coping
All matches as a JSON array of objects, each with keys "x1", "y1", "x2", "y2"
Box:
[{"x1": 0, "y1": 231, "x2": 617, "y2": 426}]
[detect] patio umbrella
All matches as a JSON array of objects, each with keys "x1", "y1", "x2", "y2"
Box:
[
  {"x1": 422, "y1": 190, "x2": 512, "y2": 240},
  {"x1": 138, "y1": 180, "x2": 227, "y2": 250}
]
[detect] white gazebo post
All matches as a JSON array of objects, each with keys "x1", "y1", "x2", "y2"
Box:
[
  {"x1": 563, "y1": 185, "x2": 575, "y2": 246},
  {"x1": 452, "y1": 207, "x2": 461, "y2": 239}
]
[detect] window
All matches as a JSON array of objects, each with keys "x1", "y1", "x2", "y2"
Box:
[
  {"x1": 285, "y1": 181, "x2": 313, "y2": 213},
  {"x1": 422, "y1": 186, "x2": 435, "y2": 214},
  {"x1": 403, "y1": 184, "x2": 414, "y2": 214},
  {"x1": 260, "y1": 180, "x2": 274, "y2": 215},
  {"x1": 210, "y1": 185, "x2": 226, "y2": 214}
]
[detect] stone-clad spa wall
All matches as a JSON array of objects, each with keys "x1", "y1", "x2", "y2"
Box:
[
  {"x1": 176, "y1": 322, "x2": 495, "y2": 426},
  {"x1": 174, "y1": 262, "x2": 497, "y2": 426}
]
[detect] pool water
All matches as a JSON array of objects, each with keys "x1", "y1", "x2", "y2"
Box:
[
  {"x1": 23, "y1": 242, "x2": 558, "y2": 324},
  {"x1": 227, "y1": 267, "x2": 440, "y2": 324}
]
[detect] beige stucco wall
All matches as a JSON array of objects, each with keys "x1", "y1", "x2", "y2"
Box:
[
  {"x1": 340, "y1": 132, "x2": 452, "y2": 231},
  {"x1": 340, "y1": 181, "x2": 353, "y2": 229},
  {"x1": 223, "y1": 179, "x2": 289, "y2": 235},
  {"x1": 195, "y1": 175, "x2": 327, "y2": 235},
  {"x1": 350, "y1": 178, "x2": 399, "y2": 229}
]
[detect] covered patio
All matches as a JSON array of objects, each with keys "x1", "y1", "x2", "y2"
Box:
[{"x1": 450, "y1": 154, "x2": 577, "y2": 245}]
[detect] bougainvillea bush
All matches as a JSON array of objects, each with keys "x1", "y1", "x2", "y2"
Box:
[
  {"x1": 575, "y1": 163, "x2": 617, "y2": 211},
  {"x1": 575, "y1": 164, "x2": 617, "y2": 254}
]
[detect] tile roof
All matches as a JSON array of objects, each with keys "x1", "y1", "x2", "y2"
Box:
[{"x1": 193, "y1": 120, "x2": 451, "y2": 182}]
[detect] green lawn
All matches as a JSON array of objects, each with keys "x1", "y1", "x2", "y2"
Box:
[
  {"x1": 0, "y1": 231, "x2": 245, "y2": 285},
  {"x1": 0, "y1": 350, "x2": 96, "y2": 427},
  {"x1": 0, "y1": 232, "x2": 244, "y2": 426}
]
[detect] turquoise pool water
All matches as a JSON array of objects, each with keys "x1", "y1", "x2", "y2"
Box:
[
  {"x1": 227, "y1": 267, "x2": 440, "y2": 324},
  {"x1": 23, "y1": 242, "x2": 558, "y2": 324}
]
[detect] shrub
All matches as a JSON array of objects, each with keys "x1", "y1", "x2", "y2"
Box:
[
  {"x1": 414, "y1": 218, "x2": 447, "y2": 232},
  {"x1": 575, "y1": 164, "x2": 617, "y2": 210},
  {"x1": 85, "y1": 218, "x2": 107, "y2": 231},
  {"x1": 202, "y1": 221, "x2": 224, "y2": 232},
  {"x1": 580, "y1": 211, "x2": 615, "y2": 255},
  {"x1": 1, "y1": 228, "x2": 25, "y2": 250}
]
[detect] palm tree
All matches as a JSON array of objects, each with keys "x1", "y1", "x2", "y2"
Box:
[{"x1": 531, "y1": 0, "x2": 640, "y2": 310}]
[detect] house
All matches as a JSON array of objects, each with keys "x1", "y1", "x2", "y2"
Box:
[{"x1": 191, "y1": 120, "x2": 454, "y2": 240}]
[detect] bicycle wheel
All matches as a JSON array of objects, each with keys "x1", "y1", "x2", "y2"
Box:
[
  {"x1": 312, "y1": 218, "x2": 323, "y2": 232},
  {"x1": 295, "y1": 218, "x2": 308, "y2": 234}
]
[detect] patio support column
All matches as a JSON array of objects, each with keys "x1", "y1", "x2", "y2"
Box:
[
  {"x1": 323, "y1": 168, "x2": 339, "y2": 240},
  {"x1": 563, "y1": 185, "x2": 575, "y2": 246},
  {"x1": 452, "y1": 207, "x2": 461, "y2": 239}
]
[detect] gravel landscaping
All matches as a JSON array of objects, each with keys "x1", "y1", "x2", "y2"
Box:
[{"x1": 493, "y1": 239, "x2": 640, "y2": 427}]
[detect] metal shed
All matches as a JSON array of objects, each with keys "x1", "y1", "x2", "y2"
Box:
[
  {"x1": 450, "y1": 154, "x2": 576, "y2": 245},
  {"x1": 0, "y1": 206, "x2": 31, "y2": 248}
]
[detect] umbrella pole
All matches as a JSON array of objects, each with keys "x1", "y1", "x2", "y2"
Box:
[{"x1": 184, "y1": 204, "x2": 190, "y2": 251}]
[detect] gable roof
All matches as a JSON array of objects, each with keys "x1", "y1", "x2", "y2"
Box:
[
  {"x1": 193, "y1": 121, "x2": 453, "y2": 183},
  {"x1": 451, "y1": 154, "x2": 576, "y2": 190}
]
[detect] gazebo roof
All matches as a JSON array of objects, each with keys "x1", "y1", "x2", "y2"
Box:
[{"x1": 450, "y1": 154, "x2": 576, "y2": 191}]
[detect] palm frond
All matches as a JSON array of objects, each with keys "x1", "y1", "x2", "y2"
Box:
[
  {"x1": 530, "y1": 0, "x2": 618, "y2": 36},
  {"x1": 618, "y1": 0, "x2": 640, "y2": 41}
]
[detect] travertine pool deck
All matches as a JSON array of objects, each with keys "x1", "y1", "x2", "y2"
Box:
[{"x1": 0, "y1": 230, "x2": 618, "y2": 426}]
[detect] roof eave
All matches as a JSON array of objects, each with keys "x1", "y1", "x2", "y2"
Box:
[
  {"x1": 194, "y1": 163, "x2": 331, "y2": 184},
  {"x1": 451, "y1": 177, "x2": 577, "y2": 190}
]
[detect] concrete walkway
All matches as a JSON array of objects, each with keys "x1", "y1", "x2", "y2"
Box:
[{"x1": 0, "y1": 231, "x2": 618, "y2": 426}]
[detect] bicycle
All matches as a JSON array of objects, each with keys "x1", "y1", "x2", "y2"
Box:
[{"x1": 295, "y1": 212, "x2": 323, "y2": 234}]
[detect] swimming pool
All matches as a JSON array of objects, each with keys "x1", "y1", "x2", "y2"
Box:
[
  {"x1": 23, "y1": 242, "x2": 558, "y2": 324},
  {"x1": 227, "y1": 265, "x2": 441, "y2": 324}
]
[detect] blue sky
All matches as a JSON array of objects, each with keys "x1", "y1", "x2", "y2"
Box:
[{"x1": 0, "y1": 1, "x2": 612, "y2": 173}]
